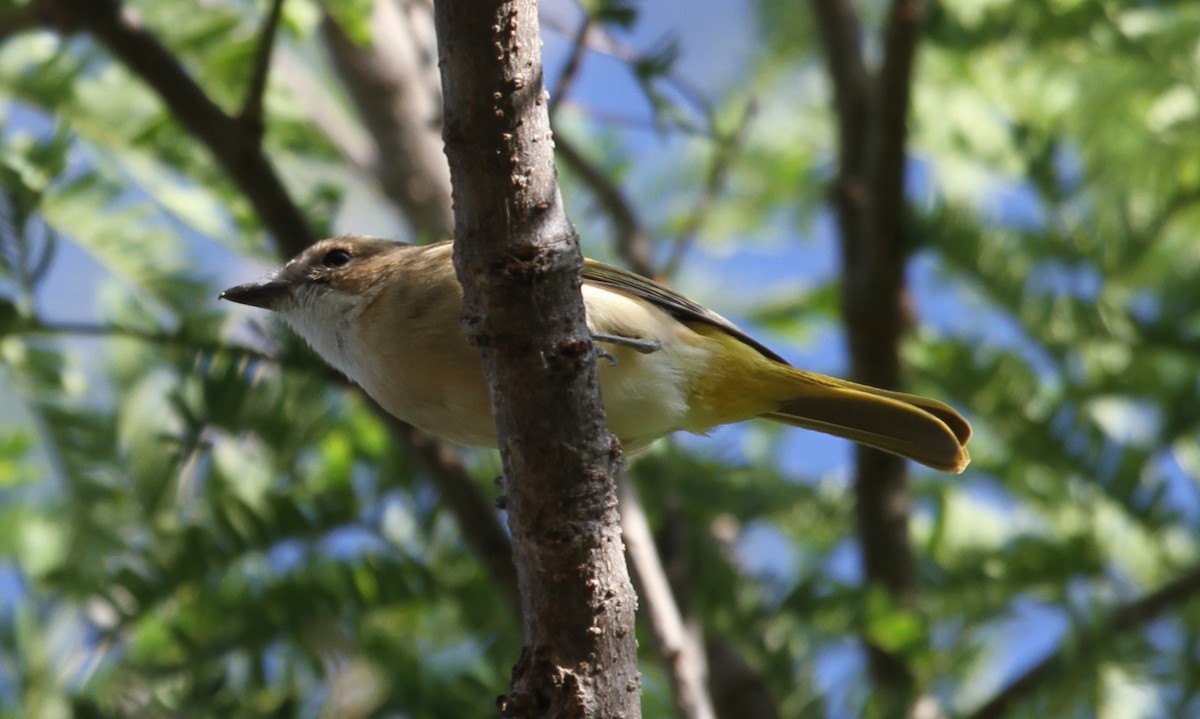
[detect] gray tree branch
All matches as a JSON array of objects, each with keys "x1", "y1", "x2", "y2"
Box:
[
  {"x1": 433, "y1": 1, "x2": 639, "y2": 716},
  {"x1": 659, "y1": 99, "x2": 757, "y2": 279}
]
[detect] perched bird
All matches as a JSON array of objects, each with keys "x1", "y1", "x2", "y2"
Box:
[{"x1": 222, "y1": 236, "x2": 971, "y2": 472}]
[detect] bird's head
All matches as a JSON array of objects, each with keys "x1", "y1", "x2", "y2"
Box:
[{"x1": 221, "y1": 235, "x2": 411, "y2": 374}]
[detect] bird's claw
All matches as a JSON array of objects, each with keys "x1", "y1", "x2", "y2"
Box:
[{"x1": 596, "y1": 345, "x2": 619, "y2": 366}]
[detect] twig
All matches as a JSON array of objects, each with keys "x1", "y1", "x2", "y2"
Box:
[
  {"x1": 620, "y1": 476, "x2": 716, "y2": 719},
  {"x1": 548, "y1": 15, "x2": 591, "y2": 119},
  {"x1": 967, "y1": 564, "x2": 1200, "y2": 719},
  {"x1": 660, "y1": 99, "x2": 757, "y2": 279},
  {"x1": 554, "y1": 133, "x2": 655, "y2": 278},
  {"x1": 237, "y1": 0, "x2": 286, "y2": 145},
  {"x1": 541, "y1": 12, "x2": 715, "y2": 134}
]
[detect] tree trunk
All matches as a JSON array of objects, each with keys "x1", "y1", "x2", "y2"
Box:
[
  {"x1": 432, "y1": 1, "x2": 641, "y2": 717},
  {"x1": 811, "y1": 0, "x2": 927, "y2": 709}
]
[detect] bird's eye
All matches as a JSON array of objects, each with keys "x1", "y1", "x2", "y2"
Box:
[{"x1": 322, "y1": 248, "x2": 352, "y2": 268}]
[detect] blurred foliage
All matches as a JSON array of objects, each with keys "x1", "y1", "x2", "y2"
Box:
[{"x1": 0, "y1": 0, "x2": 1197, "y2": 718}]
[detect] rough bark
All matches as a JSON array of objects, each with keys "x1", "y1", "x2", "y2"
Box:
[
  {"x1": 810, "y1": 0, "x2": 926, "y2": 706},
  {"x1": 433, "y1": 2, "x2": 640, "y2": 717},
  {"x1": 546, "y1": 25, "x2": 774, "y2": 717}
]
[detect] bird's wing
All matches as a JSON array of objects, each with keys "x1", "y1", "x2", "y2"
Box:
[{"x1": 581, "y1": 259, "x2": 789, "y2": 365}]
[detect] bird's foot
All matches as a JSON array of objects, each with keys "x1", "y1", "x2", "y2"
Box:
[{"x1": 593, "y1": 332, "x2": 662, "y2": 356}]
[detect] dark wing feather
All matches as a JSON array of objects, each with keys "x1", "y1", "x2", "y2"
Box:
[{"x1": 582, "y1": 259, "x2": 789, "y2": 365}]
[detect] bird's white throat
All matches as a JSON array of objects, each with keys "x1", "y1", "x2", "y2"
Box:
[{"x1": 281, "y1": 288, "x2": 368, "y2": 385}]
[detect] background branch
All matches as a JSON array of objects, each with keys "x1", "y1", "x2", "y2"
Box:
[
  {"x1": 383, "y1": 416, "x2": 523, "y2": 619},
  {"x1": 548, "y1": 14, "x2": 592, "y2": 118},
  {"x1": 554, "y1": 133, "x2": 655, "y2": 278},
  {"x1": 273, "y1": 49, "x2": 376, "y2": 172},
  {"x1": 540, "y1": 12, "x2": 715, "y2": 134},
  {"x1": 809, "y1": 0, "x2": 870, "y2": 179},
  {"x1": 236, "y1": 0, "x2": 286, "y2": 144},
  {"x1": 620, "y1": 477, "x2": 715, "y2": 719},
  {"x1": 543, "y1": 7, "x2": 655, "y2": 277},
  {"x1": 660, "y1": 99, "x2": 757, "y2": 279},
  {"x1": 968, "y1": 564, "x2": 1200, "y2": 719},
  {"x1": 321, "y1": 0, "x2": 454, "y2": 239},
  {"x1": 811, "y1": 0, "x2": 927, "y2": 705},
  {"x1": 41, "y1": 0, "x2": 315, "y2": 252}
]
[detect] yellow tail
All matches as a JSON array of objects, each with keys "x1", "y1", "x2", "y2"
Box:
[
  {"x1": 684, "y1": 324, "x2": 971, "y2": 473},
  {"x1": 761, "y1": 366, "x2": 971, "y2": 473}
]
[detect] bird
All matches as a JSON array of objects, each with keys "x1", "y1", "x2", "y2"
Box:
[{"x1": 221, "y1": 236, "x2": 971, "y2": 472}]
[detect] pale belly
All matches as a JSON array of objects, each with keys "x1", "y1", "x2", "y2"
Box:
[
  {"x1": 361, "y1": 338, "x2": 707, "y2": 452},
  {"x1": 350, "y1": 286, "x2": 713, "y2": 452}
]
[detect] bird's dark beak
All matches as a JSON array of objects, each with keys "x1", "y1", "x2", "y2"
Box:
[{"x1": 220, "y1": 278, "x2": 291, "y2": 310}]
